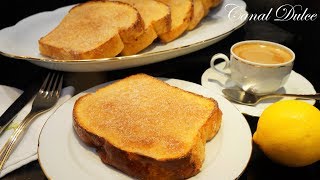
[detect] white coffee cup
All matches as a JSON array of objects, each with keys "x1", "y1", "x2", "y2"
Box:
[{"x1": 210, "y1": 40, "x2": 295, "y2": 94}]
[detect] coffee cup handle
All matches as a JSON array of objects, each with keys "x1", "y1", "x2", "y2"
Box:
[{"x1": 210, "y1": 53, "x2": 231, "y2": 78}]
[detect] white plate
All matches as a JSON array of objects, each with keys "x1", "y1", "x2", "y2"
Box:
[
  {"x1": 201, "y1": 62, "x2": 317, "y2": 117},
  {"x1": 0, "y1": 0, "x2": 247, "y2": 72},
  {"x1": 38, "y1": 78, "x2": 252, "y2": 179}
]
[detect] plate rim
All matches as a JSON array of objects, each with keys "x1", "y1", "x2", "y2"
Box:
[
  {"x1": 0, "y1": 0, "x2": 248, "y2": 63},
  {"x1": 37, "y1": 78, "x2": 252, "y2": 179},
  {"x1": 201, "y1": 65, "x2": 317, "y2": 117}
]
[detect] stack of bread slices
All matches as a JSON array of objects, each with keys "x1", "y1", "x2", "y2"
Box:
[{"x1": 39, "y1": 0, "x2": 222, "y2": 60}]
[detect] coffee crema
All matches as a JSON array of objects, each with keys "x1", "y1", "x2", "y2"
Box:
[{"x1": 233, "y1": 43, "x2": 292, "y2": 64}]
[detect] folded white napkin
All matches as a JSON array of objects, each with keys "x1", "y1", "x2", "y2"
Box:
[{"x1": 0, "y1": 86, "x2": 75, "y2": 178}]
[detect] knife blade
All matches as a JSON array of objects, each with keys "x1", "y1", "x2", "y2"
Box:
[{"x1": 0, "y1": 83, "x2": 40, "y2": 135}]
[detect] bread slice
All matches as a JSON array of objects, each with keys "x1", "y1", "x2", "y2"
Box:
[
  {"x1": 39, "y1": 1, "x2": 144, "y2": 60},
  {"x1": 120, "y1": 26, "x2": 157, "y2": 56},
  {"x1": 73, "y1": 73, "x2": 222, "y2": 179},
  {"x1": 211, "y1": 0, "x2": 222, "y2": 9},
  {"x1": 109, "y1": 0, "x2": 171, "y2": 55},
  {"x1": 111, "y1": 0, "x2": 171, "y2": 35},
  {"x1": 188, "y1": 0, "x2": 205, "y2": 30},
  {"x1": 156, "y1": 0, "x2": 193, "y2": 43},
  {"x1": 201, "y1": 0, "x2": 212, "y2": 15},
  {"x1": 202, "y1": 0, "x2": 222, "y2": 15}
]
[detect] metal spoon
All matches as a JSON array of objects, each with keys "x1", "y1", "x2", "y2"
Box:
[{"x1": 222, "y1": 88, "x2": 320, "y2": 106}]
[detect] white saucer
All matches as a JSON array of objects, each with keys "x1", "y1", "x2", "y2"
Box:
[{"x1": 201, "y1": 62, "x2": 316, "y2": 117}]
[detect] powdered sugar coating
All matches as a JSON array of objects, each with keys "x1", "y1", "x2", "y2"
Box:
[{"x1": 74, "y1": 74, "x2": 216, "y2": 160}]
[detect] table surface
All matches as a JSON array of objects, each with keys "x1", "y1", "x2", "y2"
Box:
[{"x1": 1, "y1": 0, "x2": 319, "y2": 179}]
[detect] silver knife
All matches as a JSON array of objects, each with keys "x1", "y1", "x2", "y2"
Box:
[{"x1": 0, "y1": 83, "x2": 40, "y2": 134}]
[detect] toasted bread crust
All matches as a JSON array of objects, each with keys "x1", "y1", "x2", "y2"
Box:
[
  {"x1": 188, "y1": 0, "x2": 205, "y2": 30},
  {"x1": 74, "y1": 118, "x2": 196, "y2": 179},
  {"x1": 157, "y1": 0, "x2": 193, "y2": 43},
  {"x1": 99, "y1": 1, "x2": 145, "y2": 43},
  {"x1": 73, "y1": 98, "x2": 221, "y2": 179},
  {"x1": 39, "y1": 1, "x2": 144, "y2": 59},
  {"x1": 121, "y1": 26, "x2": 157, "y2": 55},
  {"x1": 117, "y1": 8, "x2": 145, "y2": 43},
  {"x1": 39, "y1": 0, "x2": 223, "y2": 59},
  {"x1": 151, "y1": 3, "x2": 171, "y2": 35},
  {"x1": 110, "y1": 0, "x2": 171, "y2": 36},
  {"x1": 201, "y1": 0, "x2": 211, "y2": 15},
  {"x1": 39, "y1": 33, "x2": 124, "y2": 59},
  {"x1": 152, "y1": 13, "x2": 171, "y2": 35},
  {"x1": 202, "y1": 0, "x2": 222, "y2": 15},
  {"x1": 158, "y1": 16, "x2": 190, "y2": 43},
  {"x1": 211, "y1": 0, "x2": 222, "y2": 9},
  {"x1": 108, "y1": 0, "x2": 169, "y2": 55},
  {"x1": 73, "y1": 74, "x2": 222, "y2": 179}
]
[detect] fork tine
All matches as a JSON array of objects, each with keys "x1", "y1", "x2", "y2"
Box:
[
  {"x1": 40, "y1": 73, "x2": 51, "y2": 93},
  {"x1": 46, "y1": 73, "x2": 57, "y2": 93},
  {"x1": 56, "y1": 74, "x2": 63, "y2": 97},
  {"x1": 50, "y1": 73, "x2": 61, "y2": 96}
]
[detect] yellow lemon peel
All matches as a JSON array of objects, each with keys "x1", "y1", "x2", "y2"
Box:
[{"x1": 253, "y1": 100, "x2": 320, "y2": 167}]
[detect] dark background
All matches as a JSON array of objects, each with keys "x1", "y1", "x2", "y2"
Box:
[{"x1": 0, "y1": 0, "x2": 320, "y2": 179}]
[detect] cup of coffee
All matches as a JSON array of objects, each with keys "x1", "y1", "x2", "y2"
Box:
[{"x1": 210, "y1": 40, "x2": 295, "y2": 94}]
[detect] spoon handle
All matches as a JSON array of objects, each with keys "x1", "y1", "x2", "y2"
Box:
[{"x1": 263, "y1": 93, "x2": 320, "y2": 100}]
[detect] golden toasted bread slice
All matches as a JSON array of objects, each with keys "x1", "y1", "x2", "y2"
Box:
[
  {"x1": 73, "y1": 74, "x2": 222, "y2": 179},
  {"x1": 109, "y1": 0, "x2": 170, "y2": 55},
  {"x1": 156, "y1": 0, "x2": 193, "y2": 43},
  {"x1": 120, "y1": 26, "x2": 157, "y2": 56},
  {"x1": 188, "y1": 0, "x2": 205, "y2": 30},
  {"x1": 202, "y1": 0, "x2": 222, "y2": 15},
  {"x1": 201, "y1": 0, "x2": 211, "y2": 15},
  {"x1": 111, "y1": 0, "x2": 171, "y2": 35},
  {"x1": 39, "y1": 1, "x2": 144, "y2": 59},
  {"x1": 211, "y1": 0, "x2": 222, "y2": 9}
]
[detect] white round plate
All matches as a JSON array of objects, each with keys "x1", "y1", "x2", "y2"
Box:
[
  {"x1": 38, "y1": 78, "x2": 252, "y2": 179},
  {"x1": 0, "y1": 85, "x2": 22, "y2": 115},
  {"x1": 0, "y1": 0, "x2": 248, "y2": 72},
  {"x1": 201, "y1": 62, "x2": 316, "y2": 117}
]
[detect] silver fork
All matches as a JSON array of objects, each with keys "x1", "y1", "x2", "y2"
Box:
[{"x1": 0, "y1": 72, "x2": 63, "y2": 171}]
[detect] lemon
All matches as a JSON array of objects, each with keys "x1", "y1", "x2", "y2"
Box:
[{"x1": 253, "y1": 100, "x2": 320, "y2": 167}]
